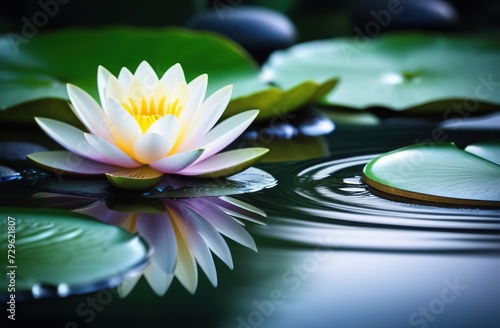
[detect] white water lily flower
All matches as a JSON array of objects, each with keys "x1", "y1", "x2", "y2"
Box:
[{"x1": 28, "y1": 61, "x2": 268, "y2": 189}]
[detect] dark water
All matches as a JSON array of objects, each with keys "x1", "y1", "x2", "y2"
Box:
[
  {"x1": 2, "y1": 122, "x2": 500, "y2": 328},
  {"x1": 249, "y1": 154, "x2": 500, "y2": 251}
]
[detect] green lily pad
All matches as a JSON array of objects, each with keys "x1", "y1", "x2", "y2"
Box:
[
  {"x1": 465, "y1": 140, "x2": 500, "y2": 165},
  {"x1": 262, "y1": 32, "x2": 500, "y2": 113},
  {"x1": 0, "y1": 207, "x2": 150, "y2": 301},
  {"x1": 0, "y1": 27, "x2": 335, "y2": 123},
  {"x1": 36, "y1": 167, "x2": 276, "y2": 199},
  {"x1": 145, "y1": 166, "x2": 278, "y2": 198},
  {"x1": 362, "y1": 142, "x2": 500, "y2": 206}
]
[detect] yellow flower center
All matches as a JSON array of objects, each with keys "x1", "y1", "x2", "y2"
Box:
[{"x1": 122, "y1": 96, "x2": 182, "y2": 133}]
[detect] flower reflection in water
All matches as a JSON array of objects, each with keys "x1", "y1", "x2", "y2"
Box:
[{"x1": 71, "y1": 196, "x2": 265, "y2": 296}]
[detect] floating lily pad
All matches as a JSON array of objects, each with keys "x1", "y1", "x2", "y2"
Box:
[
  {"x1": 362, "y1": 142, "x2": 500, "y2": 206},
  {"x1": 262, "y1": 32, "x2": 500, "y2": 113},
  {"x1": 0, "y1": 27, "x2": 335, "y2": 123},
  {"x1": 465, "y1": 140, "x2": 500, "y2": 165},
  {"x1": 36, "y1": 167, "x2": 276, "y2": 199},
  {"x1": 0, "y1": 207, "x2": 150, "y2": 301}
]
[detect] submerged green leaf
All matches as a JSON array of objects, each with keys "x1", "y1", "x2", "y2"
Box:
[
  {"x1": 0, "y1": 207, "x2": 149, "y2": 300},
  {"x1": 263, "y1": 32, "x2": 500, "y2": 113},
  {"x1": 0, "y1": 27, "x2": 335, "y2": 123},
  {"x1": 362, "y1": 142, "x2": 500, "y2": 206}
]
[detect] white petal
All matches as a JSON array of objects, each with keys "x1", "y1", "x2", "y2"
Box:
[
  {"x1": 165, "y1": 81, "x2": 188, "y2": 117},
  {"x1": 194, "y1": 109, "x2": 259, "y2": 163},
  {"x1": 105, "y1": 75, "x2": 127, "y2": 107},
  {"x1": 126, "y1": 76, "x2": 148, "y2": 105},
  {"x1": 149, "y1": 149, "x2": 204, "y2": 173},
  {"x1": 181, "y1": 85, "x2": 233, "y2": 149},
  {"x1": 134, "y1": 61, "x2": 159, "y2": 94},
  {"x1": 118, "y1": 67, "x2": 134, "y2": 90},
  {"x1": 35, "y1": 117, "x2": 109, "y2": 163},
  {"x1": 107, "y1": 98, "x2": 142, "y2": 147},
  {"x1": 27, "y1": 151, "x2": 120, "y2": 175},
  {"x1": 97, "y1": 66, "x2": 113, "y2": 107},
  {"x1": 178, "y1": 148, "x2": 268, "y2": 177},
  {"x1": 150, "y1": 82, "x2": 167, "y2": 109},
  {"x1": 85, "y1": 133, "x2": 141, "y2": 168},
  {"x1": 160, "y1": 63, "x2": 186, "y2": 94},
  {"x1": 178, "y1": 74, "x2": 207, "y2": 125},
  {"x1": 66, "y1": 84, "x2": 114, "y2": 142},
  {"x1": 143, "y1": 260, "x2": 174, "y2": 296},
  {"x1": 146, "y1": 115, "x2": 179, "y2": 146},
  {"x1": 134, "y1": 133, "x2": 171, "y2": 164},
  {"x1": 136, "y1": 212, "x2": 177, "y2": 274}
]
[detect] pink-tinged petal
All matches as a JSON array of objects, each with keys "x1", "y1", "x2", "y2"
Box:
[
  {"x1": 166, "y1": 81, "x2": 188, "y2": 117},
  {"x1": 187, "y1": 197, "x2": 258, "y2": 251},
  {"x1": 134, "y1": 60, "x2": 159, "y2": 94},
  {"x1": 27, "y1": 151, "x2": 121, "y2": 176},
  {"x1": 170, "y1": 204, "x2": 217, "y2": 287},
  {"x1": 146, "y1": 115, "x2": 179, "y2": 146},
  {"x1": 178, "y1": 74, "x2": 207, "y2": 125},
  {"x1": 180, "y1": 85, "x2": 233, "y2": 149},
  {"x1": 136, "y1": 212, "x2": 177, "y2": 274},
  {"x1": 174, "y1": 199, "x2": 233, "y2": 269},
  {"x1": 66, "y1": 84, "x2": 114, "y2": 142},
  {"x1": 85, "y1": 133, "x2": 141, "y2": 168},
  {"x1": 143, "y1": 260, "x2": 174, "y2": 296},
  {"x1": 149, "y1": 149, "x2": 204, "y2": 173},
  {"x1": 133, "y1": 133, "x2": 171, "y2": 164},
  {"x1": 97, "y1": 65, "x2": 113, "y2": 107},
  {"x1": 160, "y1": 63, "x2": 186, "y2": 94},
  {"x1": 194, "y1": 110, "x2": 259, "y2": 163},
  {"x1": 178, "y1": 148, "x2": 269, "y2": 178},
  {"x1": 35, "y1": 117, "x2": 109, "y2": 163},
  {"x1": 107, "y1": 98, "x2": 142, "y2": 146},
  {"x1": 118, "y1": 67, "x2": 134, "y2": 90}
]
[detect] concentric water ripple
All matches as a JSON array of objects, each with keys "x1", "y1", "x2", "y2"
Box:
[{"x1": 250, "y1": 155, "x2": 500, "y2": 251}]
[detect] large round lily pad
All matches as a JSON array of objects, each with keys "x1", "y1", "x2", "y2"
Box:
[
  {"x1": 0, "y1": 207, "x2": 150, "y2": 301},
  {"x1": 262, "y1": 32, "x2": 500, "y2": 113},
  {"x1": 0, "y1": 27, "x2": 335, "y2": 123},
  {"x1": 36, "y1": 167, "x2": 276, "y2": 199},
  {"x1": 362, "y1": 141, "x2": 500, "y2": 206}
]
